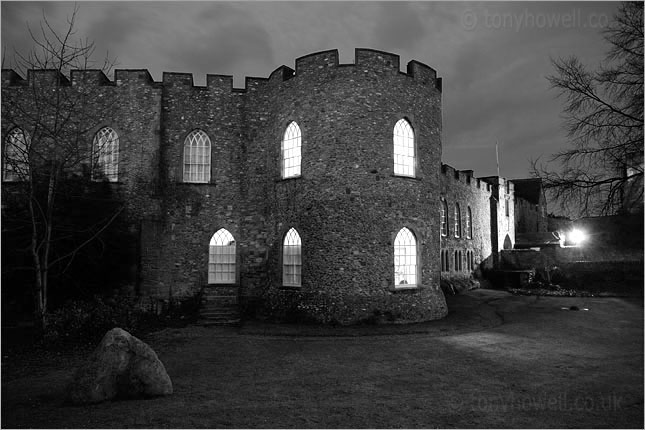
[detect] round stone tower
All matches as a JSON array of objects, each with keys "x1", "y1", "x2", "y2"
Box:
[{"x1": 242, "y1": 49, "x2": 447, "y2": 323}]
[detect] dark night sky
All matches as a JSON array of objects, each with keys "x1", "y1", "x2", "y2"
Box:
[{"x1": 1, "y1": 1, "x2": 620, "y2": 180}]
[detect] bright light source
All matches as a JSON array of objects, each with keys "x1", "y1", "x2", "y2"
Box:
[{"x1": 569, "y1": 229, "x2": 587, "y2": 245}]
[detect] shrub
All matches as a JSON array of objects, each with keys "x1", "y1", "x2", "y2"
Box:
[
  {"x1": 43, "y1": 295, "x2": 154, "y2": 346},
  {"x1": 42, "y1": 291, "x2": 203, "y2": 347}
]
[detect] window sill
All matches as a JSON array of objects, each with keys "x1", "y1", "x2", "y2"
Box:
[
  {"x1": 390, "y1": 174, "x2": 421, "y2": 181},
  {"x1": 178, "y1": 181, "x2": 212, "y2": 185},
  {"x1": 280, "y1": 285, "x2": 301, "y2": 291},
  {"x1": 275, "y1": 175, "x2": 303, "y2": 183},
  {"x1": 389, "y1": 284, "x2": 420, "y2": 293}
]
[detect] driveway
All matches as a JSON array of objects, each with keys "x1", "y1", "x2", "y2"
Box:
[{"x1": 2, "y1": 289, "x2": 643, "y2": 428}]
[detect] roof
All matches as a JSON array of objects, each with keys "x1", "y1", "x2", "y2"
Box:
[{"x1": 514, "y1": 231, "x2": 563, "y2": 248}]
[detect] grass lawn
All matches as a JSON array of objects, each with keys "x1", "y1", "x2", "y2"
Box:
[{"x1": 2, "y1": 290, "x2": 643, "y2": 428}]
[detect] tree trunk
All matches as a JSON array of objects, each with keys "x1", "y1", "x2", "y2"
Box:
[{"x1": 28, "y1": 165, "x2": 57, "y2": 335}]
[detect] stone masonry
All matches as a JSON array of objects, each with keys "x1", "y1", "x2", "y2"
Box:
[{"x1": 2, "y1": 48, "x2": 524, "y2": 324}]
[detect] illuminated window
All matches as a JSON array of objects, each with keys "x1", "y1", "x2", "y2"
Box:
[
  {"x1": 3, "y1": 128, "x2": 29, "y2": 182},
  {"x1": 440, "y1": 198, "x2": 448, "y2": 236},
  {"x1": 283, "y1": 228, "x2": 302, "y2": 286},
  {"x1": 208, "y1": 229, "x2": 236, "y2": 284},
  {"x1": 282, "y1": 122, "x2": 301, "y2": 179},
  {"x1": 183, "y1": 130, "x2": 211, "y2": 183},
  {"x1": 394, "y1": 227, "x2": 417, "y2": 286},
  {"x1": 466, "y1": 206, "x2": 473, "y2": 239},
  {"x1": 454, "y1": 203, "x2": 462, "y2": 238},
  {"x1": 92, "y1": 127, "x2": 119, "y2": 182},
  {"x1": 393, "y1": 118, "x2": 415, "y2": 177}
]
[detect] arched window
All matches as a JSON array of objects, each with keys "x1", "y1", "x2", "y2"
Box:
[
  {"x1": 283, "y1": 228, "x2": 302, "y2": 286},
  {"x1": 3, "y1": 128, "x2": 29, "y2": 182},
  {"x1": 394, "y1": 227, "x2": 417, "y2": 286},
  {"x1": 454, "y1": 203, "x2": 462, "y2": 238},
  {"x1": 441, "y1": 249, "x2": 449, "y2": 272},
  {"x1": 208, "y1": 229, "x2": 236, "y2": 284},
  {"x1": 440, "y1": 198, "x2": 448, "y2": 236},
  {"x1": 92, "y1": 127, "x2": 119, "y2": 182},
  {"x1": 393, "y1": 118, "x2": 415, "y2": 177},
  {"x1": 281, "y1": 122, "x2": 301, "y2": 179},
  {"x1": 183, "y1": 130, "x2": 211, "y2": 183},
  {"x1": 470, "y1": 250, "x2": 475, "y2": 271},
  {"x1": 455, "y1": 250, "x2": 464, "y2": 272},
  {"x1": 466, "y1": 206, "x2": 473, "y2": 239}
]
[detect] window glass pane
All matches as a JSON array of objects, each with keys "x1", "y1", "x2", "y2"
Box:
[
  {"x1": 184, "y1": 130, "x2": 211, "y2": 183},
  {"x1": 282, "y1": 228, "x2": 302, "y2": 286},
  {"x1": 394, "y1": 227, "x2": 417, "y2": 286},
  {"x1": 3, "y1": 128, "x2": 30, "y2": 182},
  {"x1": 393, "y1": 119, "x2": 415, "y2": 177},
  {"x1": 208, "y1": 229, "x2": 236, "y2": 284},
  {"x1": 282, "y1": 122, "x2": 301, "y2": 179},
  {"x1": 92, "y1": 127, "x2": 119, "y2": 182}
]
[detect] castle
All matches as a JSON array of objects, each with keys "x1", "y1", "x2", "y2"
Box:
[{"x1": 2, "y1": 49, "x2": 545, "y2": 324}]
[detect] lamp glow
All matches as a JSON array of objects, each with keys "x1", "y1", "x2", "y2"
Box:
[{"x1": 569, "y1": 229, "x2": 587, "y2": 245}]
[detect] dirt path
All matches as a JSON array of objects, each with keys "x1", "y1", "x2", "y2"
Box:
[{"x1": 2, "y1": 290, "x2": 643, "y2": 428}]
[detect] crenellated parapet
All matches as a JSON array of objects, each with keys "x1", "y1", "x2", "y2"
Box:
[
  {"x1": 441, "y1": 163, "x2": 492, "y2": 194},
  {"x1": 3, "y1": 48, "x2": 442, "y2": 94},
  {"x1": 2, "y1": 68, "x2": 161, "y2": 89},
  {"x1": 481, "y1": 175, "x2": 515, "y2": 197}
]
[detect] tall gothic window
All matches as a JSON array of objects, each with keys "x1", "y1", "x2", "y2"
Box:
[
  {"x1": 440, "y1": 198, "x2": 448, "y2": 236},
  {"x1": 394, "y1": 227, "x2": 417, "y2": 286},
  {"x1": 183, "y1": 130, "x2": 211, "y2": 183},
  {"x1": 454, "y1": 203, "x2": 462, "y2": 238},
  {"x1": 393, "y1": 118, "x2": 415, "y2": 177},
  {"x1": 283, "y1": 228, "x2": 302, "y2": 286},
  {"x1": 3, "y1": 128, "x2": 29, "y2": 182},
  {"x1": 466, "y1": 206, "x2": 473, "y2": 239},
  {"x1": 208, "y1": 229, "x2": 236, "y2": 284},
  {"x1": 92, "y1": 127, "x2": 119, "y2": 182},
  {"x1": 282, "y1": 122, "x2": 301, "y2": 179}
]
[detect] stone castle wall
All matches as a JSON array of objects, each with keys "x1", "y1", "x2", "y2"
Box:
[
  {"x1": 153, "y1": 49, "x2": 447, "y2": 323},
  {"x1": 5, "y1": 48, "x2": 524, "y2": 323},
  {"x1": 439, "y1": 164, "x2": 494, "y2": 280}
]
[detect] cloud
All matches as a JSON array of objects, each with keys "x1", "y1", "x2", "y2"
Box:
[
  {"x1": 371, "y1": 2, "x2": 428, "y2": 51},
  {"x1": 154, "y1": 3, "x2": 275, "y2": 82}
]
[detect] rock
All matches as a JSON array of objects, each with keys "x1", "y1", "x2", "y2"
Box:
[{"x1": 67, "y1": 328, "x2": 172, "y2": 404}]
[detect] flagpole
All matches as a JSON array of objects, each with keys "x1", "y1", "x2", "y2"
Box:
[{"x1": 496, "y1": 140, "x2": 500, "y2": 177}]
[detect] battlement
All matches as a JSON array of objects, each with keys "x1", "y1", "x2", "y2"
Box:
[
  {"x1": 441, "y1": 163, "x2": 491, "y2": 193},
  {"x1": 28, "y1": 69, "x2": 70, "y2": 86},
  {"x1": 3, "y1": 49, "x2": 440, "y2": 93},
  {"x1": 481, "y1": 175, "x2": 515, "y2": 196},
  {"x1": 1, "y1": 69, "x2": 26, "y2": 86},
  {"x1": 2, "y1": 68, "x2": 160, "y2": 89},
  {"x1": 293, "y1": 48, "x2": 440, "y2": 89},
  {"x1": 70, "y1": 70, "x2": 112, "y2": 86}
]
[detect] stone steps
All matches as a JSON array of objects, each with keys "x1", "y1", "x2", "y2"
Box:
[{"x1": 200, "y1": 285, "x2": 241, "y2": 326}]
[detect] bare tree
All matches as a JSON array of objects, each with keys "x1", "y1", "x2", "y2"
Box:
[
  {"x1": 532, "y1": 2, "x2": 643, "y2": 217},
  {"x1": 1, "y1": 5, "x2": 123, "y2": 332}
]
